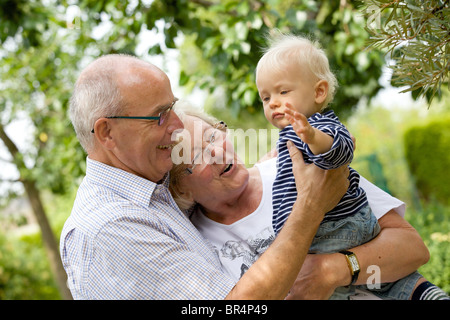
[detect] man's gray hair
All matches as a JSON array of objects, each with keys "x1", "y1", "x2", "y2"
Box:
[{"x1": 69, "y1": 54, "x2": 140, "y2": 153}]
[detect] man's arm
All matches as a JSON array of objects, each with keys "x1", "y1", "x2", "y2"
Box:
[{"x1": 226, "y1": 141, "x2": 349, "y2": 299}]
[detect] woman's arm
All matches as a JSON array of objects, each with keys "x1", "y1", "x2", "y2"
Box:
[
  {"x1": 286, "y1": 210, "x2": 430, "y2": 299},
  {"x1": 352, "y1": 210, "x2": 429, "y2": 284}
]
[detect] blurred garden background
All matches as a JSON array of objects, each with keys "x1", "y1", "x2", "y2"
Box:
[{"x1": 0, "y1": 0, "x2": 449, "y2": 299}]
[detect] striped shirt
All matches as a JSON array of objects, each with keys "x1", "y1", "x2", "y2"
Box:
[
  {"x1": 272, "y1": 110, "x2": 368, "y2": 234},
  {"x1": 60, "y1": 157, "x2": 235, "y2": 299}
]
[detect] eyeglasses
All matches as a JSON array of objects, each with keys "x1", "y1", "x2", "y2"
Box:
[
  {"x1": 91, "y1": 98, "x2": 178, "y2": 133},
  {"x1": 185, "y1": 121, "x2": 227, "y2": 175}
]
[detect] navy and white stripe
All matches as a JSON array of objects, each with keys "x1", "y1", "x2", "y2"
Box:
[{"x1": 272, "y1": 110, "x2": 368, "y2": 234}]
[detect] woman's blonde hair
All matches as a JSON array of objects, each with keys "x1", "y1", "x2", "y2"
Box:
[
  {"x1": 256, "y1": 31, "x2": 338, "y2": 110},
  {"x1": 169, "y1": 101, "x2": 223, "y2": 211}
]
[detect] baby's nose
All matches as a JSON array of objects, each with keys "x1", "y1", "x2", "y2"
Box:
[{"x1": 269, "y1": 97, "x2": 281, "y2": 109}]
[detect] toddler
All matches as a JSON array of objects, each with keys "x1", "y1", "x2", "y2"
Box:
[{"x1": 256, "y1": 32, "x2": 422, "y2": 299}]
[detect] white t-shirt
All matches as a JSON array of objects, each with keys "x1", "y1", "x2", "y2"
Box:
[{"x1": 191, "y1": 157, "x2": 405, "y2": 282}]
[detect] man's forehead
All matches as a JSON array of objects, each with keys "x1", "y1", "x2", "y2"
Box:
[
  {"x1": 118, "y1": 63, "x2": 166, "y2": 87},
  {"x1": 118, "y1": 66, "x2": 173, "y2": 113}
]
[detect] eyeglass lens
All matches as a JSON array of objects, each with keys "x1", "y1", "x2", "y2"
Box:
[
  {"x1": 186, "y1": 130, "x2": 217, "y2": 174},
  {"x1": 158, "y1": 100, "x2": 176, "y2": 126},
  {"x1": 158, "y1": 107, "x2": 169, "y2": 126}
]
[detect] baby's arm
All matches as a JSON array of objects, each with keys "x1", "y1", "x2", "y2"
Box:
[
  {"x1": 284, "y1": 104, "x2": 333, "y2": 155},
  {"x1": 284, "y1": 103, "x2": 354, "y2": 169}
]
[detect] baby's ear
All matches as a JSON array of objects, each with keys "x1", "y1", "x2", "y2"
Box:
[{"x1": 314, "y1": 80, "x2": 329, "y2": 105}]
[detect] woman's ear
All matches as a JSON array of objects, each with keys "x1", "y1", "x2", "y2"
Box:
[
  {"x1": 183, "y1": 190, "x2": 194, "y2": 203},
  {"x1": 314, "y1": 80, "x2": 329, "y2": 105},
  {"x1": 178, "y1": 179, "x2": 195, "y2": 202},
  {"x1": 173, "y1": 181, "x2": 196, "y2": 210}
]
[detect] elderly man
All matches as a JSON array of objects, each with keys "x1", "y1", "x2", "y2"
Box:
[{"x1": 60, "y1": 54, "x2": 349, "y2": 299}]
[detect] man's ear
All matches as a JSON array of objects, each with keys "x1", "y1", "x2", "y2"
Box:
[
  {"x1": 93, "y1": 118, "x2": 115, "y2": 150},
  {"x1": 314, "y1": 80, "x2": 329, "y2": 105}
]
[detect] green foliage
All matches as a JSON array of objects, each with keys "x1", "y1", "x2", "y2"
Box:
[
  {"x1": 347, "y1": 104, "x2": 418, "y2": 204},
  {"x1": 406, "y1": 201, "x2": 450, "y2": 294},
  {"x1": 404, "y1": 117, "x2": 450, "y2": 204},
  {"x1": 0, "y1": 0, "x2": 52, "y2": 46},
  {"x1": 0, "y1": 233, "x2": 60, "y2": 299},
  {"x1": 364, "y1": 0, "x2": 450, "y2": 104},
  {"x1": 173, "y1": 0, "x2": 385, "y2": 119},
  {"x1": 0, "y1": 189, "x2": 75, "y2": 299},
  {"x1": 1, "y1": 5, "x2": 85, "y2": 197}
]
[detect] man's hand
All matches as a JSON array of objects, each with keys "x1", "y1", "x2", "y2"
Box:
[
  {"x1": 285, "y1": 253, "x2": 347, "y2": 300},
  {"x1": 226, "y1": 142, "x2": 350, "y2": 300},
  {"x1": 287, "y1": 140, "x2": 349, "y2": 216}
]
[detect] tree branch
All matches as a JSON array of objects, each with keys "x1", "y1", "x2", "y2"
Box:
[
  {"x1": 0, "y1": 123, "x2": 20, "y2": 160},
  {"x1": 189, "y1": 0, "x2": 214, "y2": 8}
]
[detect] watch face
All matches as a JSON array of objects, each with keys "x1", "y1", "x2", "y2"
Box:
[{"x1": 348, "y1": 255, "x2": 360, "y2": 272}]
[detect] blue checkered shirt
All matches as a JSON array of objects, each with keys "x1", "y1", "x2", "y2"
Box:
[{"x1": 60, "y1": 157, "x2": 235, "y2": 299}]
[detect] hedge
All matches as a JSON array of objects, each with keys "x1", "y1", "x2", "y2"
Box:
[{"x1": 404, "y1": 117, "x2": 450, "y2": 205}]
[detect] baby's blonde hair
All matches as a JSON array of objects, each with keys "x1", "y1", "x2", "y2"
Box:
[{"x1": 256, "y1": 31, "x2": 338, "y2": 110}]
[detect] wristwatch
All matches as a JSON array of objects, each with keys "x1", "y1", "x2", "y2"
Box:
[{"x1": 339, "y1": 250, "x2": 360, "y2": 286}]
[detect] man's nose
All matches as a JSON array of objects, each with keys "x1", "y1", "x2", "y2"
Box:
[{"x1": 167, "y1": 111, "x2": 184, "y2": 134}]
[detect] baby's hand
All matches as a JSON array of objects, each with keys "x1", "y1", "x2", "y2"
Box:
[{"x1": 284, "y1": 103, "x2": 316, "y2": 144}]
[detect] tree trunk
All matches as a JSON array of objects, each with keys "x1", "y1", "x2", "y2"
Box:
[
  {"x1": 0, "y1": 124, "x2": 72, "y2": 300},
  {"x1": 22, "y1": 180, "x2": 73, "y2": 300}
]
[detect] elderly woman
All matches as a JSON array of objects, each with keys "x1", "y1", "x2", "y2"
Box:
[{"x1": 169, "y1": 102, "x2": 435, "y2": 300}]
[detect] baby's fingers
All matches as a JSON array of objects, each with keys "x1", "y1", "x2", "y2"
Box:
[
  {"x1": 291, "y1": 121, "x2": 307, "y2": 137},
  {"x1": 292, "y1": 112, "x2": 309, "y2": 128},
  {"x1": 284, "y1": 106, "x2": 296, "y2": 118}
]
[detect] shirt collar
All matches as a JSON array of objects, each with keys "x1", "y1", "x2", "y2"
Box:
[{"x1": 85, "y1": 157, "x2": 169, "y2": 207}]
